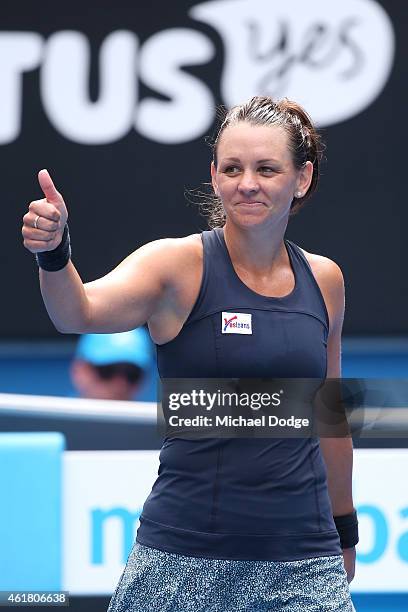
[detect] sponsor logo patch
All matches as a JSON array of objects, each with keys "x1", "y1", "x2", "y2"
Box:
[{"x1": 222, "y1": 312, "x2": 252, "y2": 334}]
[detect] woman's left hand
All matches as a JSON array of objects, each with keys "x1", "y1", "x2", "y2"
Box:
[{"x1": 342, "y1": 546, "x2": 356, "y2": 583}]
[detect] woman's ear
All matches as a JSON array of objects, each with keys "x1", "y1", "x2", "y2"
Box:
[{"x1": 296, "y1": 160, "x2": 314, "y2": 195}]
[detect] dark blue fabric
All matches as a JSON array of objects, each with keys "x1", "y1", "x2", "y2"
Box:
[
  {"x1": 137, "y1": 228, "x2": 341, "y2": 560},
  {"x1": 156, "y1": 228, "x2": 329, "y2": 378}
]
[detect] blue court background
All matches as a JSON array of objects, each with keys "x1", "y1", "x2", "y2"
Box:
[
  {"x1": 0, "y1": 341, "x2": 157, "y2": 402},
  {"x1": 1, "y1": 338, "x2": 407, "y2": 400}
]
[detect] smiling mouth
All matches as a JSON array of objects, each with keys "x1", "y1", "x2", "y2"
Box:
[{"x1": 236, "y1": 201, "x2": 265, "y2": 207}]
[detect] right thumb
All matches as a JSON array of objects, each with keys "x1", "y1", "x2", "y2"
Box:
[{"x1": 38, "y1": 169, "x2": 62, "y2": 204}]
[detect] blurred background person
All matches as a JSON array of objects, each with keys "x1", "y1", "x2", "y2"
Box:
[{"x1": 70, "y1": 328, "x2": 153, "y2": 401}]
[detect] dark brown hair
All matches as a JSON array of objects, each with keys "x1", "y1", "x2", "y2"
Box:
[{"x1": 202, "y1": 96, "x2": 324, "y2": 228}]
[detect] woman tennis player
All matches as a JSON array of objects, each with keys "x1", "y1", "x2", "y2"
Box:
[{"x1": 23, "y1": 96, "x2": 358, "y2": 611}]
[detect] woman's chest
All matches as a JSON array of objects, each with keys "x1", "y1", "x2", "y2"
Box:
[{"x1": 157, "y1": 308, "x2": 328, "y2": 378}]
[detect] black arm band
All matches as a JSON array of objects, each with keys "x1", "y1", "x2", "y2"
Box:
[
  {"x1": 334, "y1": 509, "x2": 359, "y2": 549},
  {"x1": 36, "y1": 224, "x2": 71, "y2": 272}
]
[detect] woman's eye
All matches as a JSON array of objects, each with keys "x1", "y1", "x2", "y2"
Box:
[{"x1": 222, "y1": 166, "x2": 276, "y2": 174}]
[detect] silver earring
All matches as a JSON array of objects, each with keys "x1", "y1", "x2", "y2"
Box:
[{"x1": 296, "y1": 191, "x2": 302, "y2": 198}]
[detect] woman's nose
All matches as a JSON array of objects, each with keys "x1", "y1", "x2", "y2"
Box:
[{"x1": 237, "y1": 171, "x2": 259, "y2": 194}]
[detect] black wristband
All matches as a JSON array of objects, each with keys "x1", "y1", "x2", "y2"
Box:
[
  {"x1": 36, "y1": 224, "x2": 71, "y2": 272},
  {"x1": 334, "y1": 509, "x2": 359, "y2": 549}
]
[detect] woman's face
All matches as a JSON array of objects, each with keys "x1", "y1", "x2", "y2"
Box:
[{"x1": 211, "y1": 122, "x2": 313, "y2": 229}]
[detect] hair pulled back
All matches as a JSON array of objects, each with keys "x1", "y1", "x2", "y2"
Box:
[{"x1": 202, "y1": 96, "x2": 324, "y2": 228}]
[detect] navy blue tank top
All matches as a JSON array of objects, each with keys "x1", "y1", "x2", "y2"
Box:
[{"x1": 136, "y1": 228, "x2": 341, "y2": 561}]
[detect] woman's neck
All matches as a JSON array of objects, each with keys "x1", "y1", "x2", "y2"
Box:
[{"x1": 223, "y1": 220, "x2": 289, "y2": 275}]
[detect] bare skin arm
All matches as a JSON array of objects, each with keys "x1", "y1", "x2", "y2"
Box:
[
  {"x1": 37, "y1": 242, "x2": 172, "y2": 334},
  {"x1": 22, "y1": 170, "x2": 202, "y2": 336},
  {"x1": 306, "y1": 253, "x2": 356, "y2": 583}
]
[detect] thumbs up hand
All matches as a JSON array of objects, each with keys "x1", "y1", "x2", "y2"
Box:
[{"x1": 22, "y1": 169, "x2": 69, "y2": 253}]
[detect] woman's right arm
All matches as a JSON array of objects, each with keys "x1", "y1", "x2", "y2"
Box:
[{"x1": 22, "y1": 170, "x2": 175, "y2": 334}]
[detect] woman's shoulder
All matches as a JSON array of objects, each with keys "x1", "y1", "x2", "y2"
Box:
[
  {"x1": 134, "y1": 232, "x2": 203, "y2": 264},
  {"x1": 296, "y1": 246, "x2": 345, "y2": 322},
  {"x1": 297, "y1": 246, "x2": 344, "y2": 290},
  {"x1": 130, "y1": 233, "x2": 203, "y2": 289}
]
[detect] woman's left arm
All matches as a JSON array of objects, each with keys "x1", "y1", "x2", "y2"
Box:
[{"x1": 306, "y1": 253, "x2": 356, "y2": 583}]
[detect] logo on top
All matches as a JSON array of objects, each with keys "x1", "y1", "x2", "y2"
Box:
[
  {"x1": 191, "y1": 0, "x2": 395, "y2": 127},
  {"x1": 222, "y1": 312, "x2": 252, "y2": 334}
]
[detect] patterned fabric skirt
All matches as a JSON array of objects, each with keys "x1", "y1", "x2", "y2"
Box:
[{"x1": 107, "y1": 542, "x2": 354, "y2": 612}]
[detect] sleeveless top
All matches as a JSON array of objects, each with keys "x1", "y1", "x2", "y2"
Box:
[{"x1": 136, "y1": 228, "x2": 341, "y2": 561}]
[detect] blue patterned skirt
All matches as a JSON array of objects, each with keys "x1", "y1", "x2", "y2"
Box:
[{"x1": 107, "y1": 542, "x2": 353, "y2": 611}]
